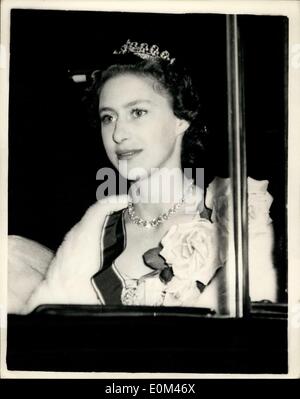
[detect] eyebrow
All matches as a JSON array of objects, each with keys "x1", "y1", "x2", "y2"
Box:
[
  {"x1": 99, "y1": 99, "x2": 152, "y2": 113},
  {"x1": 125, "y1": 99, "x2": 152, "y2": 107}
]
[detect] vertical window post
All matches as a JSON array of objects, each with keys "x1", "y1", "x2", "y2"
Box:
[{"x1": 226, "y1": 15, "x2": 250, "y2": 317}]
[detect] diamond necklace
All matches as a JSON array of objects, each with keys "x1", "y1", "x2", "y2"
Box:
[{"x1": 127, "y1": 181, "x2": 193, "y2": 229}]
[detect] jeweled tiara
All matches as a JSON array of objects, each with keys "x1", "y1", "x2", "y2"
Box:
[{"x1": 113, "y1": 39, "x2": 176, "y2": 64}]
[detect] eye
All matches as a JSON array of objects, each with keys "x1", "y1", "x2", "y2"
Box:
[
  {"x1": 100, "y1": 113, "x2": 116, "y2": 125},
  {"x1": 131, "y1": 108, "x2": 148, "y2": 119}
]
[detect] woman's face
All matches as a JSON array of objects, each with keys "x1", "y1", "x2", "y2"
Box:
[{"x1": 99, "y1": 73, "x2": 188, "y2": 181}]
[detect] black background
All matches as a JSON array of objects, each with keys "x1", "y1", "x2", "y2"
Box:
[{"x1": 8, "y1": 10, "x2": 287, "y2": 299}]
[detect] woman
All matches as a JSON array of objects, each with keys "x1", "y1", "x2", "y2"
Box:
[{"x1": 23, "y1": 39, "x2": 227, "y2": 314}]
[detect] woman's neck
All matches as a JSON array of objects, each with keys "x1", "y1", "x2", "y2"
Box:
[{"x1": 128, "y1": 168, "x2": 193, "y2": 219}]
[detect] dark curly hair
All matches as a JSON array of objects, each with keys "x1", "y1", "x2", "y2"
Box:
[{"x1": 83, "y1": 51, "x2": 208, "y2": 172}]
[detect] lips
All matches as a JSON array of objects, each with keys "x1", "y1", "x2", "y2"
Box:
[{"x1": 116, "y1": 149, "x2": 143, "y2": 160}]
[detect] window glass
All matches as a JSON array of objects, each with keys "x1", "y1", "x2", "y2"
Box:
[{"x1": 238, "y1": 16, "x2": 288, "y2": 309}]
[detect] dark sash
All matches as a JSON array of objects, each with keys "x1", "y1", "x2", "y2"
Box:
[{"x1": 92, "y1": 209, "x2": 126, "y2": 305}]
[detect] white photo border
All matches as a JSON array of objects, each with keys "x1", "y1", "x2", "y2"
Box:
[{"x1": 1, "y1": 0, "x2": 299, "y2": 379}]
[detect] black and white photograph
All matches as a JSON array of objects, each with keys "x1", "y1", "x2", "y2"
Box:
[{"x1": 1, "y1": 0, "x2": 299, "y2": 378}]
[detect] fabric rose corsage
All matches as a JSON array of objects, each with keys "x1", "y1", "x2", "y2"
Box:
[
  {"x1": 160, "y1": 219, "x2": 224, "y2": 285},
  {"x1": 142, "y1": 219, "x2": 226, "y2": 307}
]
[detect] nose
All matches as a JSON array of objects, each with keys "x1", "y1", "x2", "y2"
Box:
[{"x1": 112, "y1": 118, "x2": 130, "y2": 144}]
